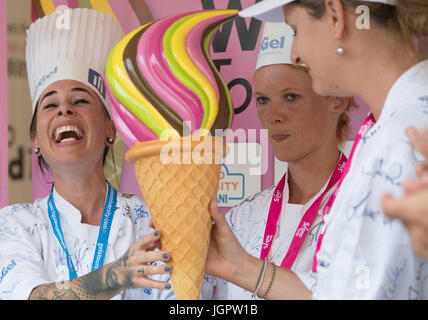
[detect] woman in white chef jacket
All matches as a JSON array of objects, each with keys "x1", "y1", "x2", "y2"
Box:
[
  {"x1": 0, "y1": 8, "x2": 173, "y2": 300},
  {"x1": 211, "y1": 21, "x2": 354, "y2": 300},
  {"x1": 206, "y1": 0, "x2": 428, "y2": 300}
]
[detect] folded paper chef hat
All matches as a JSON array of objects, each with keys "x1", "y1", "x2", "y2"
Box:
[
  {"x1": 240, "y1": 0, "x2": 396, "y2": 23},
  {"x1": 256, "y1": 22, "x2": 295, "y2": 70},
  {"x1": 26, "y1": 8, "x2": 123, "y2": 116}
]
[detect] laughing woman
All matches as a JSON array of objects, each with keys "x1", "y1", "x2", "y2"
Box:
[{"x1": 0, "y1": 9, "x2": 173, "y2": 300}]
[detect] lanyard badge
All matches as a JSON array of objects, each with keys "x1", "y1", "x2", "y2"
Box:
[
  {"x1": 261, "y1": 153, "x2": 348, "y2": 269},
  {"x1": 48, "y1": 182, "x2": 117, "y2": 279}
]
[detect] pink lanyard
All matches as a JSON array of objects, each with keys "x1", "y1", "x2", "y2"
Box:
[
  {"x1": 260, "y1": 152, "x2": 348, "y2": 269},
  {"x1": 312, "y1": 113, "x2": 376, "y2": 272}
]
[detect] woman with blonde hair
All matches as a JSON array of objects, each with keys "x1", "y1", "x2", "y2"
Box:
[{"x1": 209, "y1": 21, "x2": 355, "y2": 299}]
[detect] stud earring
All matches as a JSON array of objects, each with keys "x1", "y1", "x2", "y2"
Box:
[
  {"x1": 335, "y1": 36, "x2": 345, "y2": 55},
  {"x1": 332, "y1": 112, "x2": 339, "y2": 119},
  {"x1": 107, "y1": 137, "x2": 114, "y2": 145},
  {"x1": 34, "y1": 147, "x2": 41, "y2": 155}
]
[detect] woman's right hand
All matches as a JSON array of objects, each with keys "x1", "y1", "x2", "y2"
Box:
[{"x1": 29, "y1": 230, "x2": 172, "y2": 300}]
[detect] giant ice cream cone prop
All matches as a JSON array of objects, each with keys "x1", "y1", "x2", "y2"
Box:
[
  {"x1": 105, "y1": 10, "x2": 237, "y2": 299},
  {"x1": 126, "y1": 136, "x2": 225, "y2": 299}
]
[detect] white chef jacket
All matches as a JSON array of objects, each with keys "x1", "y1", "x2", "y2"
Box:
[
  {"x1": 313, "y1": 60, "x2": 428, "y2": 299},
  {"x1": 213, "y1": 171, "x2": 337, "y2": 300},
  {"x1": 0, "y1": 188, "x2": 175, "y2": 300}
]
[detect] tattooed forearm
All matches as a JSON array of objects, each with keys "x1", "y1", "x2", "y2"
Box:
[
  {"x1": 28, "y1": 282, "x2": 81, "y2": 300},
  {"x1": 29, "y1": 251, "x2": 135, "y2": 300}
]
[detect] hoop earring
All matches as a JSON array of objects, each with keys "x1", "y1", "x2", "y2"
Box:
[{"x1": 34, "y1": 147, "x2": 41, "y2": 155}]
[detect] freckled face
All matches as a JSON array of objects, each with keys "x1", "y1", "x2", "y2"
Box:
[
  {"x1": 33, "y1": 80, "x2": 114, "y2": 171},
  {"x1": 254, "y1": 64, "x2": 335, "y2": 163}
]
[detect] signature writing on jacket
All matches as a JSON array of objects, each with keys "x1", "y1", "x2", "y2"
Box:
[
  {"x1": 347, "y1": 191, "x2": 393, "y2": 227},
  {"x1": 361, "y1": 158, "x2": 402, "y2": 186}
]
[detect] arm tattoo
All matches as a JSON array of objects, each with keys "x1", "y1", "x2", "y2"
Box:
[{"x1": 29, "y1": 249, "x2": 135, "y2": 300}]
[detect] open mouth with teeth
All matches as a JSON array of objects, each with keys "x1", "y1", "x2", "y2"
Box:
[{"x1": 54, "y1": 125, "x2": 84, "y2": 143}]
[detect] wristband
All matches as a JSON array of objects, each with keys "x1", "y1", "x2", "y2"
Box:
[{"x1": 252, "y1": 259, "x2": 267, "y2": 299}]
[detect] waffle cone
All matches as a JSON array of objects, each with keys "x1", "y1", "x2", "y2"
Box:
[{"x1": 126, "y1": 136, "x2": 225, "y2": 300}]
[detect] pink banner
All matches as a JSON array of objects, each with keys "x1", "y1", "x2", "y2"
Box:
[
  {"x1": 0, "y1": 0, "x2": 8, "y2": 208},
  {"x1": 30, "y1": 0, "x2": 369, "y2": 202},
  {"x1": 119, "y1": 0, "x2": 272, "y2": 196},
  {"x1": 118, "y1": 0, "x2": 367, "y2": 196},
  {"x1": 107, "y1": 0, "x2": 141, "y2": 34}
]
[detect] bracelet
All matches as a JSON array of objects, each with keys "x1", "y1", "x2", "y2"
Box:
[
  {"x1": 252, "y1": 259, "x2": 267, "y2": 299},
  {"x1": 261, "y1": 263, "x2": 276, "y2": 299}
]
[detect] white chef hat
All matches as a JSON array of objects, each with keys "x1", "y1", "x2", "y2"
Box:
[
  {"x1": 26, "y1": 8, "x2": 123, "y2": 117},
  {"x1": 240, "y1": 0, "x2": 397, "y2": 23},
  {"x1": 256, "y1": 22, "x2": 295, "y2": 70}
]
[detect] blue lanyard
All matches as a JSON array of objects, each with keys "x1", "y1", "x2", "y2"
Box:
[{"x1": 48, "y1": 182, "x2": 117, "y2": 280}]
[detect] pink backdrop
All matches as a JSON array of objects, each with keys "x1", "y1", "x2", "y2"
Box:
[
  {"x1": 119, "y1": 0, "x2": 274, "y2": 197},
  {"x1": 0, "y1": 0, "x2": 8, "y2": 208},
  {"x1": 29, "y1": 0, "x2": 369, "y2": 201}
]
